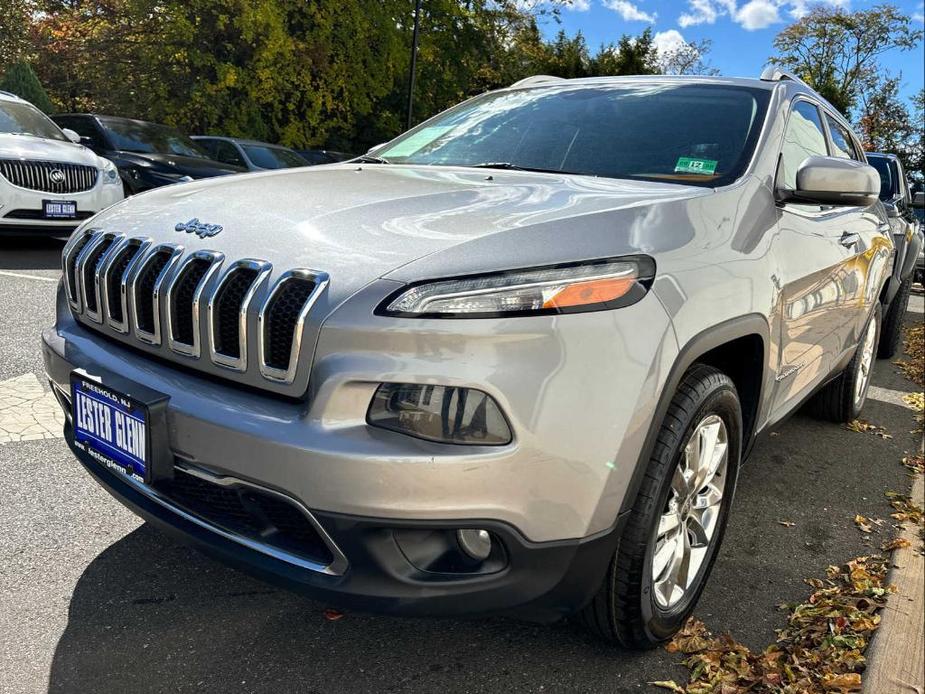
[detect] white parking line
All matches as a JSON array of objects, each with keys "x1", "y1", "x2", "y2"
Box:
[
  {"x1": 0, "y1": 270, "x2": 59, "y2": 283},
  {"x1": 867, "y1": 385, "x2": 922, "y2": 410}
]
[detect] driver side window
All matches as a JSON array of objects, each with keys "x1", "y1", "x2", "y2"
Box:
[{"x1": 779, "y1": 101, "x2": 829, "y2": 190}]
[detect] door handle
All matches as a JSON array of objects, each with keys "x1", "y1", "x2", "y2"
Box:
[{"x1": 839, "y1": 232, "x2": 860, "y2": 248}]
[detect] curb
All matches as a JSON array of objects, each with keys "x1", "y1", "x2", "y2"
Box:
[{"x1": 863, "y1": 472, "x2": 924, "y2": 694}]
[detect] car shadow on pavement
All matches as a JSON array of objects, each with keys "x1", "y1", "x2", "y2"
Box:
[
  {"x1": 46, "y1": 524, "x2": 670, "y2": 694},
  {"x1": 0, "y1": 238, "x2": 65, "y2": 270}
]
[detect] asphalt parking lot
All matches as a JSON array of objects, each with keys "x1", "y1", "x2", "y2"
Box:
[{"x1": 1, "y1": 238, "x2": 922, "y2": 694}]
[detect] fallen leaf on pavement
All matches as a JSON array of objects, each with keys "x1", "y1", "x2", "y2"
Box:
[
  {"x1": 854, "y1": 514, "x2": 872, "y2": 533},
  {"x1": 902, "y1": 454, "x2": 924, "y2": 475},
  {"x1": 844, "y1": 420, "x2": 892, "y2": 439},
  {"x1": 881, "y1": 537, "x2": 911, "y2": 551},
  {"x1": 777, "y1": 520, "x2": 796, "y2": 527},
  {"x1": 323, "y1": 608, "x2": 345, "y2": 621},
  {"x1": 894, "y1": 325, "x2": 924, "y2": 387}
]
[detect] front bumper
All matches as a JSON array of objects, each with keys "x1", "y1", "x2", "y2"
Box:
[
  {"x1": 64, "y1": 425, "x2": 624, "y2": 620},
  {"x1": 0, "y1": 177, "x2": 122, "y2": 236}
]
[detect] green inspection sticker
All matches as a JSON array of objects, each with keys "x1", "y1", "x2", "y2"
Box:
[{"x1": 674, "y1": 157, "x2": 718, "y2": 175}]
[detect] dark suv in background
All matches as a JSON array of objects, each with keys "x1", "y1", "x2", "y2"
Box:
[
  {"x1": 865, "y1": 152, "x2": 924, "y2": 355},
  {"x1": 52, "y1": 114, "x2": 245, "y2": 195}
]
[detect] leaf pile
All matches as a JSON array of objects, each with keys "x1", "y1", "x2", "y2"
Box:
[
  {"x1": 655, "y1": 556, "x2": 893, "y2": 693},
  {"x1": 843, "y1": 420, "x2": 891, "y2": 439},
  {"x1": 894, "y1": 324, "x2": 924, "y2": 387}
]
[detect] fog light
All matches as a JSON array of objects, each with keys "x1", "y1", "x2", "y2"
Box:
[
  {"x1": 367, "y1": 384, "x2": 512, "y2": 445},
  {"x1": 457, "y1": 529, "x2": 492, "y2": 561}
]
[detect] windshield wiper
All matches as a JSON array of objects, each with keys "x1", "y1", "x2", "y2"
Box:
[
  {"x1": 355, "y1": 154, "x2": 391, "y2": 164},
  {"x1": 470, "y1": 162, "x2": 580, "y2": 176}
]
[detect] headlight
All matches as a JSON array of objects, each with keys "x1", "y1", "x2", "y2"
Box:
[
  {"x1": 379, "y1": 256, "x2": 655, "y2": 318},
  {"x1": 367, "y1": 384, "x2": 512, "y2": 445},
  {"x1": 101, "y1": 162, "x2": 120, "y2": 185}
]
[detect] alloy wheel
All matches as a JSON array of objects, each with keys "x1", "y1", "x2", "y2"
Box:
[
  {"x1": 854, "y1": 316, "x2": 877, "y2": 406},
  {"x1": 651, "y1": 414, "x2": 729, "y2": 610}
]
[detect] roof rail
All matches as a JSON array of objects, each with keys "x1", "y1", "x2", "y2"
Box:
[
  {"x1": 509, "y1": 75, "x2": 566, "y2": 89},
  {"x1": 760, "y1": 67, "x2": 809, "y2": 86}
]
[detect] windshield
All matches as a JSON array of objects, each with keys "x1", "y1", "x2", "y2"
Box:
[
  {"x1": 242, "y1": 144, "x2": 307, "y2": 169},
  {"x1": 100, "y1": 117, "x2": 207, "y2": 157},
  {"x1": 378, "y1": 83, "x2": 771, "y2": 187},
  {"x1": 0, "y1": 100, "x2": 67, "y2": 141},
  {"x1": 867, "y1": 156, "x2": 896, "y2": 201}
]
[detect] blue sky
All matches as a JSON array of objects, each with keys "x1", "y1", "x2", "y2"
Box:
[{"x1": 538, "y1": 0, "x2": 925, "y2": 104}]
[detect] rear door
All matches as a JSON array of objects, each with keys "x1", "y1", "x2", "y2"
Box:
[
  {"x1": 770, "y1": 99, "x2": 867, "y2": 415},
  {"x1": 821, "y1": 113, "x2": 892, "y2": 342}
]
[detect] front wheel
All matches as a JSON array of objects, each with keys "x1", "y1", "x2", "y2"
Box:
[{"x1": 580, "y1": 364, "x2": 741, "y2": 648}]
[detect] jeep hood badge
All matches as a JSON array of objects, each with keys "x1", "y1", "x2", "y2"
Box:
[{"x1": 175, "y1": 218, "x2": 222, "y2": 238}]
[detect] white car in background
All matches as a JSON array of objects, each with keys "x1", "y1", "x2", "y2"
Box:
[{"x1": 0, "y1": 90, "x2": 123, "y2": 238}]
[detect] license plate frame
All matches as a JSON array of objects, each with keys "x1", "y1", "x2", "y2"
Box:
[{"x1": 43, "y1": 200, "x2": 77, "y2": 219}]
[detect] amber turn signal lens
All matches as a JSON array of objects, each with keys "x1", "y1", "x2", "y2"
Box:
[{"x1": 542, "y1": 276, "x2": 635, "y2": 309}]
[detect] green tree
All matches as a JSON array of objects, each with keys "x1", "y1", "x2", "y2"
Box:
[
  {"x1": 590, "y1": 28, "x2": 659, "y2": 76},
  {"x1": 769, "y1": 4, "x2": 922, "y2": 116},
  {"x1": 0, "y1": 61, "x2": 54, "y2": 113}
]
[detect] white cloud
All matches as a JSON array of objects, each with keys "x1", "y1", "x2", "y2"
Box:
[
  {"x1": 602, "y1": 0, "x2": 657, "y2": 22},
  {"x1": 678, "y1": 0, "x2": 854, "y2": 30},
  {"x1": 735, "y1": 0, "x2": 781, "y2": 29},
  {"x1": 912, "y1": 1, "x2": 924, "y2": 23},
  {"x1": 653, "y1": 29, "x2": 688, "y2": 55},
  {"x1": 567, "y1": 0, "x2": 591, "y2": 11}
]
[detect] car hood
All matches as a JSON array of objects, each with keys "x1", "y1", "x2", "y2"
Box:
[
  {"x1": 117, "y1": 151, "x2": 245, "y2": 177},
  {"x1": 90, "y1": 164, "x2": 712, "y2": 305},
  {"x1": 0, "y1": 134, "x2": 103, "y2": 167}
]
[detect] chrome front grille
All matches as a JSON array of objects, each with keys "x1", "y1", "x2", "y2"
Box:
[
  {"x1": 63, "y1": 229, "x2": 328, "y2": 393},
  {"x1": 0, "y1": 159, "x2": 98, "y2": 193}
]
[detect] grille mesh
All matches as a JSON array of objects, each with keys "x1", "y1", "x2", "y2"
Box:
[
  {"x1": 264, "y1": 278, "x2": 315, "y2": 371},
  {"x1": 0, "y1": 159, "x2": 98, "y2": 193},
  {"x1": 170, "y1": 258, "x2": 212, "y2": 345},
  {"x1": 134, "y1": 250, "x2": 172, "y2": 334},
  {"x1": 155, "y1": 467, "x2": 334, "y2": 565},
  {"x1": 81, "y1": 236, "x2": 116, "y2": 313},
  {"x1": 213, "y1": 268, "x2": 259, "y2": 358},
  {"x1": 105, "y1": 243, "x2": 143, "y2": 323}
]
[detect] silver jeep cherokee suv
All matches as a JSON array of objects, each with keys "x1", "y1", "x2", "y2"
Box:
[{"x1": 44, "y1": 69, "x2": 894, "y2": 648}]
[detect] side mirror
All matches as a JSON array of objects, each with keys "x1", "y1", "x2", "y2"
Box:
[
  {"x1": 780, "y1": 156, "x2": 880, "y2": 207},
  {"x1": 61, "y1": 128, "x2": 81, "y2": 144},
  {"x1": 913, "y1": 192, "x2": 925, "y2": 209}
]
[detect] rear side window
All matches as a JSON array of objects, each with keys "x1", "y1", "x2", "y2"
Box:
[
  {"x1": 779, "y1": 100, "x2": 829, "y2": 189},
  {"x1": 825, "y1": 115, "x2": 860, "y2": 160},
  {"x1": 867, "y1": 157, "x2": 895, "y2": 201}
]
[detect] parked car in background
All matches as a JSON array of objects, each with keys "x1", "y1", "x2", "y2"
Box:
[
  {"x1": 46, "y1": 70, "x2": 895, "y2": 648},
  {"x1": 865, "y1": 152, "x2": 924, "y2": 354},
  {"x1": 191, "y1": 136, "x2": 308, "y2": 171},
  {"x1": 912, "y1": 190, "x2": 924, "y2": 285},
  {"x1": 51, "y1": 114, "x2": 245, "y2": 196},
  {"x1": 0, "y1": 91, "x2": 123, "y2": 238},
  {"x1": 296, "y1": 149, "x2": 354, "y2": 165}
]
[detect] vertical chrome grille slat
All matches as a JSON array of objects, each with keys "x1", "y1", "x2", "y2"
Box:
[
  {"x1": 258, "y1": 270, "x2": 329, "y2": 385},
  {"x1": 165, "y1": 251, "x2": 224, "y2": 358},
  {"x1": 102, "y1": 239, "x2": 148, "y2": 333},
  {"x1": 208, "y1": 260, "x2": 271, "y2": 371},
  {"x1": 129, "y1": 244, "x2": 183, "y2": 346}
]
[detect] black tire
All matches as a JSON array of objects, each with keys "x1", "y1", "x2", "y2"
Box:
[
  {"x1": 809, "y1": 304, "x2": 881, "y2": 423},
  {"x1": 878, "y1": 276, "x2": 911, "y2": 358},
  {"x1": 580, "y1": 364, "x2": 742, "y2": 648}
]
